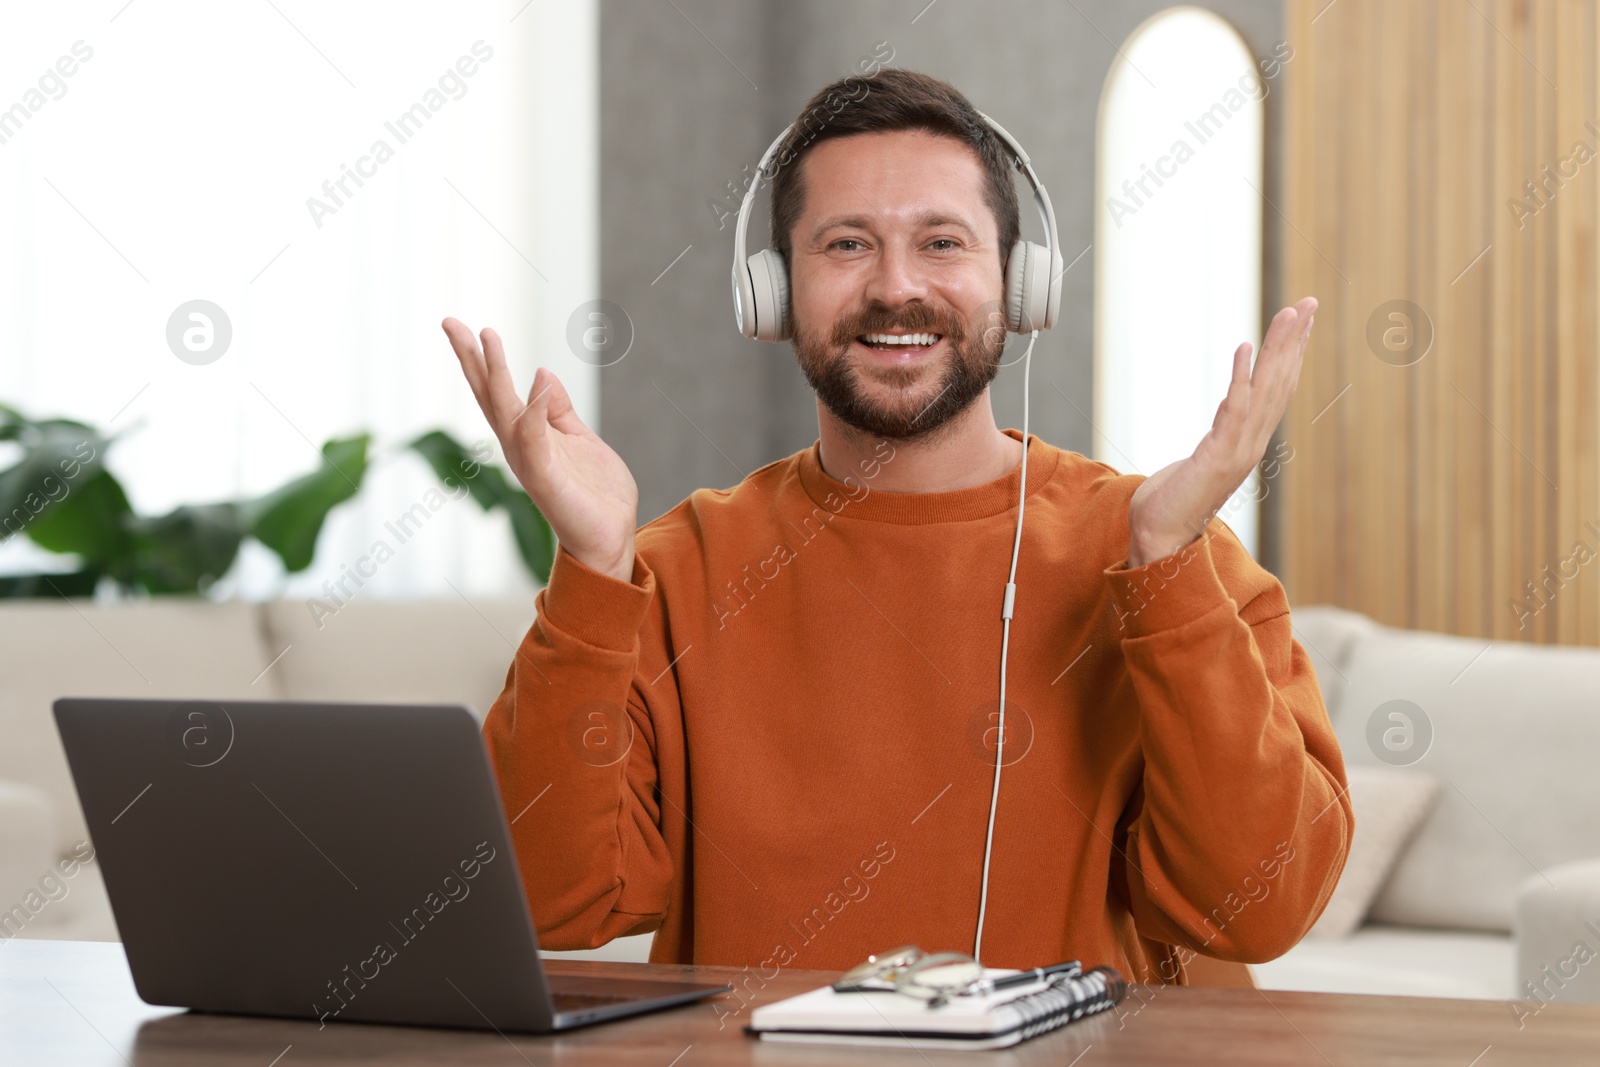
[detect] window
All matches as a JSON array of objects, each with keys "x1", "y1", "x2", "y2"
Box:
[
  {"x1": 0, "y1": 3, "x2": 598, "y2": 599},
  {"x1": 1095, "y1": 7, "x2": 1266, "y2": 557}
]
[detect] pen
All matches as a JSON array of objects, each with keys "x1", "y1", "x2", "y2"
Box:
[
  {"x1": 924, "y1": 960, "x2": 1084, "y2": 1009},
  {"x1": 988, "y1": 960, "x2": 1082, "y2": 993}
]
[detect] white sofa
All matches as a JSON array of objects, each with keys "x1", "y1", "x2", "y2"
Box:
[
  {"x1": 0, "y1": 594, "x2": 652, "y2": 962},
  {"x1": 4, "y1": 597, "x2": 1597, "y2": 1001},
  {"x1": 1248, "y1": 605, "x2": 1600, "y2": 1003}
]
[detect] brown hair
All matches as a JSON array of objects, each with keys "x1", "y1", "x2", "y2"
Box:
[{"x1": 768, "y1": 69, "x2": 1022, "y2": 273}]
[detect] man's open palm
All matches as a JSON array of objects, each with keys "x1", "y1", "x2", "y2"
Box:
[
  {"x1": 442, "y1": 318, "x2": 639, "y2": 582},
  {"x1": 1126, "y1": 296, "x2": 1316, "y2": 569}
]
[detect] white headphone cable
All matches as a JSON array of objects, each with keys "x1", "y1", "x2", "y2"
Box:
[{"x1": 973, "y1": 326, "x2": 1037, "y2": 961}]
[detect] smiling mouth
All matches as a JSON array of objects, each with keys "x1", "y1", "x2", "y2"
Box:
[{"x1": 857, "y1": 331, "x2": 943, "y2": 353}]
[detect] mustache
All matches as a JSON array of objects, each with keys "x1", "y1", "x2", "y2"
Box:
[{"x1": 828, "y1": 303, "x2": 969, "y2": 348}]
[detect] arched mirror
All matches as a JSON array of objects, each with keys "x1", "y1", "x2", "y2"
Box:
[{"x1": 1095, "y1": 6, "x2": 1268, "y2": 557}]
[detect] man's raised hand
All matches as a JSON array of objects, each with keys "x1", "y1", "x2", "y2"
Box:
[
  {"x1": 441, "y1": 317, "x2": 639, "y2": 583},
  {"x1": 1124, "y1": 296, "x2": 1317, "y2": 569}
]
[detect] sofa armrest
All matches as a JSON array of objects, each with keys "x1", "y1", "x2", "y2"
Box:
[
  {"x1": 0, "y1": 779, "x2": 55, "y2": 933},
  {"x1": 1514, "y1": 859, "x2": 1600, "y2": 1005}
]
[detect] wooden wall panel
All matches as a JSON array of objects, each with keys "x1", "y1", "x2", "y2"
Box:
[{"x1": 1280, "y1": 0, "x2": 1600, "y2": 645}]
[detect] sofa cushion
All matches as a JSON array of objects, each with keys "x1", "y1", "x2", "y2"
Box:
[
  {"x1": 1250, "y1": 923, "x2": 1515, "y2": 999},
  {"x1": 1288, "y1": 604, "x2": 1378, "y2": 715},
  {"x1": 0, "y1": 598, "x2": 281, "y2": 858},
  {"x1": 1326, "y1": 623, "x2": 1600, "y2": 933},
  {"x1": 1514, "y1": 858, "x2": 1600, "y2": 1005},
  {"x1": 0, "y1": 779, "x2": 55, "y2": 935},
  {"x1": 259, "y1": 597, "x2": 540, "y2": 719},
  {"x1": 541, "y1": 932, "x2": 654, "y2": 963},
  {"x1": 1308, "y1": 766, "x2": 1439, "y2": 939},
  {"x1": 0, "y1": 842, "x2": 118, "y2": 943}
]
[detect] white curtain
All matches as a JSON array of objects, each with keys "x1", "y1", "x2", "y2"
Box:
[
  {"x1": 0, "y1": 0, "x2": 598, "y2": 600},
  {"x1": 1095, "y1": 7, "x2": 1266, "y2": 557}
]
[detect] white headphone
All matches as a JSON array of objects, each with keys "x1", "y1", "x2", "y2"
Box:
[
  {"x1": 730, "y1": 112, "x2": 1064, "y2": 341},
  {"x1": 729, "y1": 110, "x2": 1063, "y2": 964}
]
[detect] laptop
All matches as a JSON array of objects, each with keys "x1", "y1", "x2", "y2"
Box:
[{"x1": 52, "y1": 697, "x2": 730, "y2": 1032}]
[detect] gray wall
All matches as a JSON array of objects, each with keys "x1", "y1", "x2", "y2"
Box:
[{"x1": 600, "y1": 0, "x2": 1285, "y2": 565}]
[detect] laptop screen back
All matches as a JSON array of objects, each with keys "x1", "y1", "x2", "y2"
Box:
[{"x1": 54, "y1": 698, "x2": 556, "y2": 1032}]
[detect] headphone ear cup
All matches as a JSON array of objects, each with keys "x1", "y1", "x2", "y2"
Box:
[
  {"x1": 1003, "y1": 239, "x2": 1032, "y2": 333},
  {"x1": 744, "y1": 249, "x2": 791, "y2": 342},
  {"x1": 1004, "y1": 239, "x2": 1055, "y2": 333}
]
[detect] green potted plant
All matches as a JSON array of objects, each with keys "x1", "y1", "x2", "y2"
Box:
[{"x1": 0, "y1": 402, "x2": 554, "y2": 598}]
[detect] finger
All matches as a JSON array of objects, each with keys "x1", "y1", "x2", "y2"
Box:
[
  {"x1": 506, "y1": 368, "x2": 592, "y2": 495},
  {"x1": 1289, "y1": 302, "x2": 1314, "y2": 392},
  {"x1": 531, "y1": 366, "x2": 595, "y2": 437},
  {"x1": 479, "y1": 327, "x2": 529, "y2": 430},
  {"x1": 1254, "y1": 303, "x2": 1310, "y2": 403},
  {"x1": 525, "y1": 368, "x2": 555, "y2": 409},
  {"x1": 441, "y1": 317, "x2": 489, "y2": 403},
  {"x1": 508, "y1": 367, "x2": 554, "y2": 474},
  {"x1": 1210, "y1": 343, "x2": 1254, "y2": 444},
  {"x1": 509, "y1": 366, "x2": 557, "y2": 433},
  {"x1": 1258, "y1": 304, "x2": 1301, "y2": 367},
  {"x1": 1292, "y1": 298, "x2": 1317, "y2": 354},
  {"x1": 1273, "y1": 298, "x2": 1316, "y2": 394},
  {"x1": 1298, "y1": 302, "x2": 1316, "y2": 352},
  {"x1": 1242, "y1": 338, "x2": 1295, "y2": 450}
]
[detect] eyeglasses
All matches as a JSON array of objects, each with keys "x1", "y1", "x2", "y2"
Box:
[
  {"x1": 832, "y1": 946, "x2": 986, "y2": 1003},
  {"x1": 832, "y1": 945, "x2": 1082, "y2": 1008}
]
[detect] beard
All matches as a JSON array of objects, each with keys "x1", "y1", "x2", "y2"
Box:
[{"x1": 792, "y1": 299, "x2": 1005, "y2": 442}]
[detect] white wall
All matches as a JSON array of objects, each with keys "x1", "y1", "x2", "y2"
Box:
[{"x1": 0, "y1": 0, "x2": 598, "y2": 601}]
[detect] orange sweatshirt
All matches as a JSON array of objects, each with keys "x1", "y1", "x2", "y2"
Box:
[{"x1": 484, "y1": 428, "x2": 1352, "y2": 984}]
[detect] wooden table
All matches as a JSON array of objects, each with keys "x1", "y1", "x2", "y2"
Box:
[{"x1": 4, "y1": 938, "x2": 1598, "y2": 1065}]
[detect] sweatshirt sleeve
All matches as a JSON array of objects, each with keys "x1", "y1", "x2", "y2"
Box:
[
  {"x1": 482, "y1": 544, "x2": 675, "y2": 949},
  {"x1": 1100, "y1": 521, "x2": 1352, "y2": 963}
]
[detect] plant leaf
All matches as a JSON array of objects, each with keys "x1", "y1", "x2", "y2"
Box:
[
  {"x1": 406, "y1": 429, "x2": 555, "y2": 584},
  {"x1": 241, "y1": 435, "x2": 369, "y2": 573},
  {"x1": 500, "y1": 491, "x2": 555, "y2": 584},
  {"x1": 0, "y1": 402, "x2": 24, "y2": 441},
  {"x1": 0, "y1": 422, "x2": 110, "y2": 543},
  {"x1": 128, "y1": 503, "x2": 245, "y2": 594},
  {"x1": 0, "y1": 568, "x2": 103, "y2": 599},
  {"x1": 407, "y1": 430, "x2": 502, "y2": 511},
  {"x1": 22, "y1": 469, "x2": 135, "y2": 568}
]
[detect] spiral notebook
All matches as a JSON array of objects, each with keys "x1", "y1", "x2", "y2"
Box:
[{"x1": 747, "y1": 966, "x2": 1126, "y2": 1051}]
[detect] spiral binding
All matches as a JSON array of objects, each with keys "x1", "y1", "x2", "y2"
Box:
[{"x1": 1003, "y1": 966, "x2": 1127, "y2": 1042}]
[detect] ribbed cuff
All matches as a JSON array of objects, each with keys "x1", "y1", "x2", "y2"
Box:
[
  {"x1": 539, "y1": 545, "x2": 654, "y2": 652},
  {"x1": 1103, "y1": 529, "x2": 1235, "y2": 637}
]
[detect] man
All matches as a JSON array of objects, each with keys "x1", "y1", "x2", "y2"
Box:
[{"x1": 441, "y1": 69, "x2": 1349, "y2": 986}]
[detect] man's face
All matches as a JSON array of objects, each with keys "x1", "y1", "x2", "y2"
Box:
[{"x1": 787, "y1": 129, "x2": 1008, "y2": 442}]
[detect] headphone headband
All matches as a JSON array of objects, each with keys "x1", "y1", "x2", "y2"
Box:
[
  {"x1": 732, "y1": 110, "x2": 1062, "y2": 341},
  {"x1": 730, "y1": 124, "x2": 795, "y2": 338},
  {"x1": 974, "y1": 111, "x2": 1061, "y2": 265}
]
